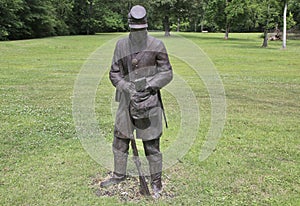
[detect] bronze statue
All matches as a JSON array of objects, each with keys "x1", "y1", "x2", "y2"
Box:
[{"x1": 100, "y1": 5, "x2": 173, "y2": 198}]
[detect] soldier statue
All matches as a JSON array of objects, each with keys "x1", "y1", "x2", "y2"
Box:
[{"x1": 100, "y1": 5, "x2": 173, "y2": 197}]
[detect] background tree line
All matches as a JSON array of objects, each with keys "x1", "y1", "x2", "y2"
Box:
[{"x1": 1, "y1": 0, "x2": 300, "y2": 41}]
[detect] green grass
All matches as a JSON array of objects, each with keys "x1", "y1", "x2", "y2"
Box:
[{"x1": 1, "y1": 32, "x2": 300, "y2": 205}]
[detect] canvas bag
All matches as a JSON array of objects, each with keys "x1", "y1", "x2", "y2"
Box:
[{"x1": 129, "y1": 88, "x2": 159, "y2": 119}]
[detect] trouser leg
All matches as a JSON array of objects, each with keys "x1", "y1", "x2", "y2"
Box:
[
  {"x1": 143, "y1": 139, "x2": 162, "y2": 194},
  {"x1": 100, "y1": 137, "x2": 129, "y2": 187},
  {"x1": 113, "y1": 136, "x2": 130, "y2": 176}
]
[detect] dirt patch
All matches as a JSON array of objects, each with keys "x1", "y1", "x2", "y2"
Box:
[{"x1": 91, "y1": 172, "x2": 177, "y2": 203}]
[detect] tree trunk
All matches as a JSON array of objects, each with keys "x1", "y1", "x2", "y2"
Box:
[
  {"x1": 262, "y1": 3, "x2": 270, "y2": 47},
  {"x1": 224, "y1": 0, "x2": 229, "y2": 39},
  {"x1": 86, "y1": 0, "x2": 93, "y2": 35},
  {"x1": 282, "y1": 0, "x2": 287, "y2": 49},
  {"x1": 200, "y1": 21, "x2": 204, "y2": 32},
  {"x1": 224, "y1": 25, "x2": 229, "y2": 40},
  {"x1": 164, "y1": 15, "x2": 171, "y2": 36},
  {"x1": 177, "y1": 18, "x2": 180, "y2": 32},
  {"x1": 262, "y1": 29, "x2": 268, "y2": 47}
]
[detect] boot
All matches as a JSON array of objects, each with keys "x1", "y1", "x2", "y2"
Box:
[
  {"x1": 100, "y1": 172, "x2": 126, "y2": 187},
  {"x1": 151, "y1": 172, "x2": 162, "y2": 198},
  {"x1": 147, "y1": 153, "x2": 163, "y2": 198},
  {"x1": 100, "y1": 145, "x2": 128, "y2": 187}
]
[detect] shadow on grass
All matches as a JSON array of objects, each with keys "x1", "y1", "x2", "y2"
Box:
[{"x1": 177, "y1": 32, "x2": 261, "y2": 42}]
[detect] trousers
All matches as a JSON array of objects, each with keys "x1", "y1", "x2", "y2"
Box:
[{"x1": 112, "y1": 136, "x2": 162, "y2": 179}]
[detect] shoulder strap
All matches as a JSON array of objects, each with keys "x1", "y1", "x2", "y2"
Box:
[{"x1": 157, "y1": 90, "x2": 168, "y2": 128}]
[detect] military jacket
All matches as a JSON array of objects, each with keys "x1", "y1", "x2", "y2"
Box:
[{"x1": 109, "y1": 33, "x2": 173, "y2": 141}]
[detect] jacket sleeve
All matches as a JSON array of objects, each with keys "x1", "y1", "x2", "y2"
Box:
[
  {"x1": 147, "y1": 40, "x2": 173, "y2": 90},
  {"x1": 109, "y1": 40, "x2": 128, "y2": 92}
]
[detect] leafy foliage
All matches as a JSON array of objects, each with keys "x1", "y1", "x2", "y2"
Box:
[
  {"x1": 0, "y1": 0, "x2": 300, "y2": 40},
  {"x1": 0, "y1": 0, "x2": 23, "y2": 40}
]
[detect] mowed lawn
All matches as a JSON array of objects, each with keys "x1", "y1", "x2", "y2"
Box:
[{"x1": 0, "y1": 33, "x2": 299, "y2": 205}]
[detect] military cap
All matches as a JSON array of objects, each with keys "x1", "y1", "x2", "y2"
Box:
[{"x1": 128, "y1": 5, "x2": 148, "y2": 29}]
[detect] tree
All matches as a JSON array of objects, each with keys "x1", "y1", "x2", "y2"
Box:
[
  {"x1": 206, "y1": 0, "x2": 226, "y2": 33},
  {"x1": 289, "y1": 0, "x2": 300, "y2": 30},
  {"x1": 205, "y1": 0, "x2": 252, "y2": 39},
  {"x1": 101, "y1": 9, "x2": 126, "y2": 32},
  {"x1": 282, "y1": 0, "x2": 296, "y2": 49},
  {"x1": 256, "y1": 0, "x2": 281, "y2": 47},
  {"x1": 17, "y1": 0, "x2": 59, "y2": 39},
  {"x1": 0, "y1": 0, "x2": 23, "y2": 40},
  {"x1": 72, "y1": 0, "x2": 97, "y2": 35},
  {"x1": 282, "y1": 0, "x2": 288, "y2": 48},
  {"x1": 180, "y1": 0, "x2": 206, "y2": 32},
  {"x1": 149, "y1": 0, "x2": 178, "y2": 36},
  {"x1": 71, "y1": 0, "x2": 128, "y2": 34},
  {"x1": 50, "y1": 0, "x2": 74, "y2": 35}
]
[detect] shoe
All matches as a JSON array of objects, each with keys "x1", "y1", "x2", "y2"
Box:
[{"x1": 100, "y1": 173, "x2": 126, "y2": 187}]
